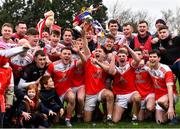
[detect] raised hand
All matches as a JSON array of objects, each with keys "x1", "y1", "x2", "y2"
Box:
[
  {"x1": 81, "y1": 29, "x2": 86, "y2": 38},
  {"x1": 72, "y1": 41, "x2": 80, "y2": 53}
]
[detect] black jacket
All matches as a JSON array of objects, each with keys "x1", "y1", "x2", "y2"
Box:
[
  {"x1": 18, "y1": 99, "x2": 49, "y2": 116},
  {"x1": 22, "y1": 62, "x2": 47, "y2": 82},
  {"x1": 154, "y1": 35, "x2": 180, "y2": 65},
  {"x1": 40, "y1": 89, "x2": 63, "y2": 111}
]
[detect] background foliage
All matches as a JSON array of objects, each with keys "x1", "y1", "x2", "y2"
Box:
[{"x1": 0, "y1": 0, "x2": 107, "y2": 28}]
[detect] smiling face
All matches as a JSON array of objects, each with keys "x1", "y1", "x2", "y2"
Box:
[
  {"x1": 28, "y1": 34, "x2": 39, "y2": 47},
  {"x1": 158, "y1": 29, "x2": 169, "y2": 40},
  {"x1": 149, "y1": 53, "x2": 160, "y2": 68},
  {"x1": 117, "y1": 52, "x2": 128, "y2": 64},
  {"x1": 63, "y1": 30, "x2": 73, "y2": 45},
  {"x1": 104, "y1": 38, "x2": 114, "y2": 50},
  {"x1": 123, "y1": 24, "x2": 133, "y2": 38},
  {"x1": 134, "y1": 50, "x2": 143, "y2": 59},
  {"x1": 86, "y1": 30, "x2": 94, "y2": 42},
  {"x1": 137, "y1": 22, "x2": 148, "y2": 37},
  {"x1": 50, "y1": 33, "x2": 60, "y2": 47},
  {"x1": 27, "y1": 89, "x2": 36, "y2": 99},
  {"x1": 108, "y1": 23, "x2": 119, "y2": 36},
  {"x1": 116, "y1": 48, "x2": 128, "y2": 66},
  {"x1": 94, "y1": 48, "x2": 105, "y2": 62},
  {"x1": 76, "y1": 38, "x2": 83, "y2": 49},
  {"x1": 1, "y1": 26, "x2": 13, "y2": 40},
  {"x1": 16, "y1": 23, "x2": 27, "y2": 36},
  {"x1": 42, "y1": 31, "x2": 50, "y2": 39},
  {"x1": 44, "y1": 78, "x2": 54, "y2": 90},
  {"x1": 60, "y1": 48, "x2": 72, "y2": 65},
  {"x1": 35, "y1": 55, "x2": 46, "y2": 68}
]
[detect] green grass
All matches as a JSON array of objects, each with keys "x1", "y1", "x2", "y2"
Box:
[{"x1": 53, "y1": 81, "x2": 180, "y2": 128}]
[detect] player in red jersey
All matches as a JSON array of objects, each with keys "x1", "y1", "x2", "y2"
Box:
[
  {"x1": 46, "y1": 39, "x2": 87, "y2": 127},
  {"x1": 82, "y1": 37, "x2": 114, "y2": 124},
  {"x1": 83, "y1": 48, "x2": 114, "y2": 124},
  {"x1": 0, "y1": 44, "x2": 30, "y2": 128},
  {"x1": 146, "y1": 51, "x2": 178, "y2": 124},
  {"x1": 71, "y1": 37, "x2": 86, "y2": 121},
  {"x1": 109, "y1": 44, "x2": 141, "y2": 123},
  {"x1": 134, "y1": 48, "x2": 155, "y2": 121}
]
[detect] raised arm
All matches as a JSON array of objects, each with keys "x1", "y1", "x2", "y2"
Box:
[
  {"x1": 124, "y1": 43, "x2": 140, "y2": 67},
  {"x1": 92, "y1": 58, "x2": 110, "y2": 73},
  {"x1": 18, "y1": 78, "x2": 36, "y2": 89},
  {"x1": 72, "y1": 41, "x2": 87, "y2": 67},
  {"x1": 81, "y1": 30, "x2": 91, "y2": 59},
  {"x1": 108, "y1": 53, "x2": 117, "y2": 75},
  {"x1": 0, "y1": 43, "x2": 30, "y2": 57}
]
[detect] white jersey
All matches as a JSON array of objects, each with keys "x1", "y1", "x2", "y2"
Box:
[{"x1": 10, "y1": 52, "x2": 33, "y2": 67}]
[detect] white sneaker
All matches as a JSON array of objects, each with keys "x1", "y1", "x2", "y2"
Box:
[{"x1": 65, "y1": 120, "x2": 72, "y2": 127}]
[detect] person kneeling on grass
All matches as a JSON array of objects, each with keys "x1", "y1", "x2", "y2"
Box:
[
  {"x1": 109, "y1": 44, "x2": 141, "y2": 124},
  {"x1": 83, "y1": 47, "x2": 114, "y2": 125},
  {"x1": 146, "y1": 50, "x2": 179, "y2": 125}
]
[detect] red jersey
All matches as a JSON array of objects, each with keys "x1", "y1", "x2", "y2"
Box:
[
  {"x1": 147, "y1": 64, "x2": 177, "y2": 100},
  {"x1": 71, "y1": 54, "x2": 85, "y2": 87},
  {"x1": 0, "y1": 55, "x2": 9, "y2": 67},
  {"x1": 45, "y1": 43, "x2": 65, "y2": 62},
  {"x1": 135, "y1": 66, "x2": 154, "y2": 99},
  {"x1": 11, "y1": 33, "x2": 28, "y2": 43},
  {"x1": 85, "y1": 57, "x2": 107, "y2": 95},
  {"x1": 134, "y1": 35, "x2": 152, "y2": 51},
  {"x1": 112, "y1": 62, "x2": 136, "y2": 95},
  {"x1": 71, "y1": 66, "x2": 85, "y2": 87},
  {"x1": 0, "y1": 66, "x2": 13, "y2": 112},
  {"x1": 47, "y1": 60, "x2": 76, "y2": 96}
]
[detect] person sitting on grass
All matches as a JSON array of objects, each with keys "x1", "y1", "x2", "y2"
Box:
[
  {"x1": 18, "y1": 84, "x2": 56, "y2": 128},
  {"x1": 145, "y1": 50, "x2": 178, "y2": 125}
]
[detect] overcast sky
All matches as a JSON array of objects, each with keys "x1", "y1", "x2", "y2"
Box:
[{"x1": 103, "y1": 0, "x2": 180, "y2": 20}]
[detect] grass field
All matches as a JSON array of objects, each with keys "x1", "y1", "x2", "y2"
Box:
[{"x1": 53, "y1": 81, "x2": 180, "y2": 128}]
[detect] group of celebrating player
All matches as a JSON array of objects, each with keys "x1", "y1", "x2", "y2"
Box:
[{"x1": 0, "y1": 17, "x2": 179, "y2": 128}]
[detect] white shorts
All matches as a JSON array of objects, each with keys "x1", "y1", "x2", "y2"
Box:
[
  {"x1": 84, "y1": 89, "x2": 105, "y2": 112},
  {"x1": 71, "y1": 85, "x2": 84, "y2": 95},
  {"x1": 156, "y1": 94, "x2": 179, "y2": 111},
  {"x1": 141, "y1": 93, "x2": 155, "y2": 110},
  {"x1": 115, "y1": 91, "x2": 138, "y2": 109},
  {"x1": 59, "y1": 88, "x2": 72, "y2": 102}
]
